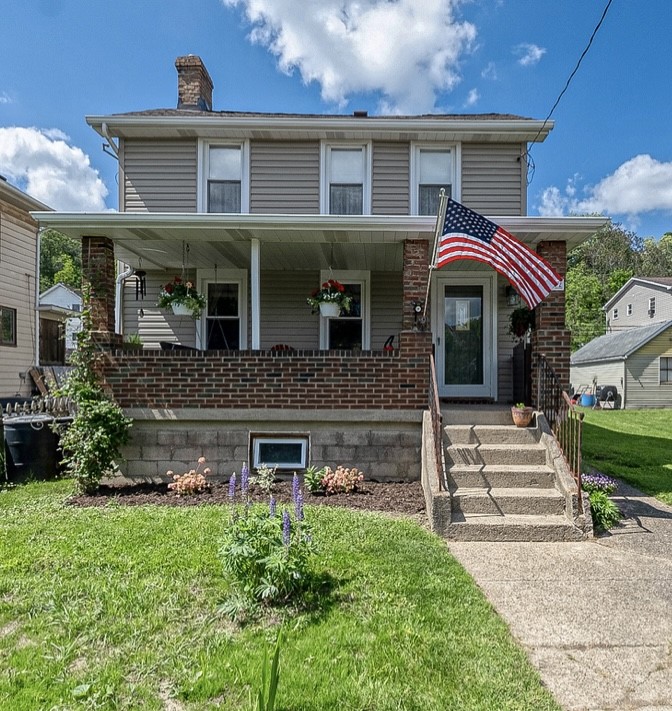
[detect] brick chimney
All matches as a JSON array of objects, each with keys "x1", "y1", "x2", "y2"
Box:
[{"x1": 175, "y1": 55, "x2": 214, "y2": 111}]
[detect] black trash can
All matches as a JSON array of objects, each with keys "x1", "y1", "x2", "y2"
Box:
[{"x1": 3, "y1": 415, "x2": 61, "y2": 482}]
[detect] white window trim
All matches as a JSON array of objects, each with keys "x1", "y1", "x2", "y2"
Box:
[
  {"x1": 318, "y1": 269, "x2": 370, "y2": 350},
  {"x1": 197, "y1": 139, "x2": 250, "y2": 213},
  {"x1": 409, "y1": 142, "x2": 461, "y2": 215},
  {"x1": 252, "y1": 436, "x2": 309, "y2": 470},
  {"x1": 320, "y1": 141, "x2": 372, "y2": 215},
  {"x1": 195, "y1": 268, "x2": 248, "y2": 350}
]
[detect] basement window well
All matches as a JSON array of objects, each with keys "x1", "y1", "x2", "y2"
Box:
[{"x1": 251, "y1": 436, "x2": 309, "y2": 470}]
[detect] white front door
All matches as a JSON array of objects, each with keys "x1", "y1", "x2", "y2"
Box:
[{"x1": 433, "y1": 273, "x2": 497, "y2": 399}]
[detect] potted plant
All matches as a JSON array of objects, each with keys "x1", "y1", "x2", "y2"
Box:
[
  {"x1": 157, "y1": 276, "x2": 206, "y2": 318},
  {"x1": 511, "y1": 402, "x2": 534, "y2": 427},
  {"x1": 307, "y1": 278, "x2": 353, "y2": 317},
  {"x1": 508, "y1": 306, "x2": 535, "y2": 339}
]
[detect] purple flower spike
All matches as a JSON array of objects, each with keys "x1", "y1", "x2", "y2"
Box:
[
  {"x1": 241, "y1": 462, "x2": 249, "y2": 497},
  {"x1": 292, "y1": 472, "x2": 300, "y2": 503},
  {"x1": 228, "y1": 472, "x2": 237, "y2": 499},
  {"x1": 269, "y1": 496, "x2": 277, "y2": 518},
  {"x1": 282, "y1": 510, "x2": 291, "y2": 546},
  {"x1": 295, "y1": 491, "x2": 304, "y2": 521}
]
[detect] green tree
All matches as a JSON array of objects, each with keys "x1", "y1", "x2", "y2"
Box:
[
  {"x1": 566, "y1": 263, "x2": 605, "y2": 351},
  {"x1": 40, "y1": 229, "x2": 82, "y2": 292},
  {"x1": 640, "y1": 233, "x2": 672, "y2": 277}
]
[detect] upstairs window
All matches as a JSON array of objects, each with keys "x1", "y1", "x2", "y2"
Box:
[
  {"x1": 649, "y1": 297, "x2": 656, "y2": 317},
  {"x1": 627, "y1": 303, "x2": 633, "y2": 316},
  {"x1": 411, "y1": 145, "x2": 458, "y2": 215},
  {"x1": 198, "y1": 141, "x2": 249, "y2": 213},
  {"x1": 0, "y1": 306, "x2": 16, "y2": 346},
  {"x1": 612, "y1": 308, "x2": 619, "y2": 320},
  {"x1": 661, "y1": 357, "x2": 671, "y2": 384},
  {"x1": 322, "y1": 144, "x2": 370, "y2": 215}
]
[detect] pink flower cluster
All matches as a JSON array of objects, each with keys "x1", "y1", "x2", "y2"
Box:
[
  {"x1": 167, "y1": 456, "x2": 211, "y2": 496},
  {"x1": 321, "y1": 466, "x2": 364, "y2": 495}
]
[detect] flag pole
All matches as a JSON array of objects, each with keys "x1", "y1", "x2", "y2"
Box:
[{"x1": 422, "y1": 189, "x2": 449, "y2": 320}]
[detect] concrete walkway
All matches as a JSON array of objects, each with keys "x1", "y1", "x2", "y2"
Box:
[{"x1": 448, "y1": 481, "x2": 672, "y2": 711}]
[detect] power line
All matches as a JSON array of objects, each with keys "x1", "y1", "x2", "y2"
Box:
[{"x1": 525, "y1": 0, "x2": 616, "y2": 184}]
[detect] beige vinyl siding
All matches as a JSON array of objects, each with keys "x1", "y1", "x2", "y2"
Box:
[
  {"x1": 250, "y1": 141, "x2": 320, "y2": 214},
  {"x1": 0, "y1": 206, "x2": 37, "y2": 396},
  {"x1": 461, "y1": 143, "x2": 525, "y2": 216},
  {"x1": 625, "y1": 327, "x2": 672, "y2": 408},
  {"x1": 260, "y1": 271, "x2": 319, "y2": 349},
  {"x1": 122, "y1": 139, "x2": 198, "y2": 213},
  {"x1": 370, "y1": 272, "x2": 402, "y2": 348},
  {"x1": 608, "y1": 283, "x2": 672, "y2": 331},
  {"x1": 122, "y1": 272, "x2": 196, "y2": 348},
  {"x1": 371, "y1": 142, "x2": 410, "y2": 215},
  {"x1": 570, "y1": 361, "x2": 624, "y2": 403}
]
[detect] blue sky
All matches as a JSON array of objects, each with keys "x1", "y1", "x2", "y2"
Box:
[{"x1": 1, "y1": 0, "x2": 671, "y2": 239}]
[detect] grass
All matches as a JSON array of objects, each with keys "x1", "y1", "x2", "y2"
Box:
[
  {"x1": 0, "y1": 481, "x2": 561, "y2": 710},
  {"x1": 581, "y1": 408, "x2": 672, "y2": 506}
]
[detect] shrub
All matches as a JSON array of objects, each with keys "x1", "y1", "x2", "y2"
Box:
[
  {"x1": 167, "y1": 456, "x2": 211, "y2": 496},
  {"x1": 321, "y1": 466, "x2": 364, "y2": 495},
  {"x1": 251, "y1": 463, "x2": 276, "y2": 494},
  {"x1": 303, "y1": 466, "x2": 326, "y2": 494},
  {"x1": 220, "y1": 473, "x2": 314, "y2": 606},
  {"x1": 588, "y1": 489, "x2": 622, "y2": 531}
]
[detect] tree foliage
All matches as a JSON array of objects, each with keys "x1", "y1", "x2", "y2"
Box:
[{"x1": 40, "y1": 229, "x2": 82, "y2": 292}]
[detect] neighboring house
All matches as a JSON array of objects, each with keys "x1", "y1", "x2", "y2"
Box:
[
  {"x1": 0, "y1": 177, "x2": 51, "y2": 398},
  {"x1": 604, "y1": 277, "x2": 672, "y2": 332},
  {"x1": 38, "y1": 283, "x2": 82, "y2": 365},
  {"x1": 570, "y1": 320, "x2": 672, "y2": 409},
  {"x1": 32, "y1": 55, "x2": 605, "y2": 480}
]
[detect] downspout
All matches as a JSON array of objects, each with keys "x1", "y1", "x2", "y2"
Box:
[
  {"x1": 101, "y1": 122, "x2": 119, "y2": 158},
  {"x1": 622, "y1": 357, "x2": 627, "y2": 409},
  {"x1": 35, "y1": 228, "x2": 42, "y2": 367},
  {"x1": 115, "y1": 265, "x2": 134, "y2": 335}
]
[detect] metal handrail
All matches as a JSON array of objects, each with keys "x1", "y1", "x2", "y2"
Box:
[
  {"x1": 428, "y1": 353, "x2": 444, "y2": 491},
  {"x1": 537, "y1": 354, "x2": 584, "y2": 513}
]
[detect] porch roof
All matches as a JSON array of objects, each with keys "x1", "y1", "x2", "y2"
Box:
[{"x1": 32, "y1": 212, "x2": 606, "y2": 267}]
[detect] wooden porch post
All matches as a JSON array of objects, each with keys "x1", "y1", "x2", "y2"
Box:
[{"x1": 532, "y1": 241, "x2": 570, "y2": 398}]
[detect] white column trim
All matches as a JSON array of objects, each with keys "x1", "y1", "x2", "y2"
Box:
[{"x1": 251, "y1": 238, "x2": 261, "y2": 349}]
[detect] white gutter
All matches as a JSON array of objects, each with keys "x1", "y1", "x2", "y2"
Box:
[
  {"x1": 115, "y1": 264, "x2": 134, "y2": 334},
  {"x1": 101, "y1": 122, "x2": 119, "y2": 158}
]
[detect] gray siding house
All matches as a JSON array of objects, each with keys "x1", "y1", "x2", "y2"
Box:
[
  {"x1": 604, "y1": 277, "x2": 672, "y2": 332},
  {"x1": 570, "y1": 320, "x2": 672, "y2": 408},
  {"x1": 32, "y1": 55, "x2": 605, "y2": 481}
]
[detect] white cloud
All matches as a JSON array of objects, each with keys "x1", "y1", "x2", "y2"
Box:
[
  {"x1": 0, "y1": 92, "x2": 13, "y2": 105},
  {"x1": 0, "y1": 126, "x2": 108, "y2": 211},
  {"x1": 481, "y1": 61, "x2": 497, "y2": 80},
  {"x1": 538, "y1": 156, "x2": 672, "y2": 219},
  {"x1": 223, "y1": 0, "x2": 477, "y2": 113},
  {"x1": 464, "y1": 88, "x2": 479, "y2": 107},
  {"x1": 515, "y1": 43, "x2": 546, "y2": 67}
]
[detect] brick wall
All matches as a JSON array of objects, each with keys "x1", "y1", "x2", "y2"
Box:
[
  {"x1": 102, "y1": 331, "x2": 433, "y2": 410},
  {"x1": 82, "y1": 235, "x2": 117, "y2": 343},
  {"x1": 532, "y1": 241, "x2": 570, "y2": 394}
]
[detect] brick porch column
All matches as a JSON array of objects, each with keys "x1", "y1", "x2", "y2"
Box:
[
  {"x1": 532, "y1": 241, "x2": 570, "y2": 400},
  {"x1": 82, "y1": 235, "x2": 119, "y2": 347},
  {"x1": 402, "y1": 238, "x2": 431, "y2": 331}
]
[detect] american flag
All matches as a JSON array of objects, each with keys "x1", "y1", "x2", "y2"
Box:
[{"x1": 434, "y1": 198, "x2": 563, "y2": 309}]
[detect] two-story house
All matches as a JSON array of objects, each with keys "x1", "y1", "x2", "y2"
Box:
[
  {"x1": 571, "y1": 277, "x2": 672, "y2": 408},
  {"x1": 33, "y1": 55, "x2": 604, "y2": 514},
  {"x1": 0, "y1": 177, "x2": 51, "y2": 400}
]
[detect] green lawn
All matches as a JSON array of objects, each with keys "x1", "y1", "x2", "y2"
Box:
[
  {"x1": 581, "y1": 409, "x2": 672, "y2": 506},
  {"x1": 0, "y1": 481, "x2": 560, "y2": 710}
]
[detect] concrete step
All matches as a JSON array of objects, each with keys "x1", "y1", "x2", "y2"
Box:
[
  {"x1": 444, "y1": 424, "x2": 539, "y2": 446},
  {"x1": 443, "y1": 513, "x2": 584, "y2": 542},
  {"x1": 448, "y1": 464, "x2": 556, "y2": 489},
  {"x1": 477, "y1": 444, "x2": 547, "y2": 466},
  {"x1": 441, "y1": 405, "x2": 515, "y2": 426},
  {"x1": 450, "y1": 487, "x2": 566, "y2": 516}
]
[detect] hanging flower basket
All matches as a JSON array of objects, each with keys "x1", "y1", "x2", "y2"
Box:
[
  {"x1": 157, "y1": 276, "x2": 206, "y2": 319},
  {"x1": 319, "y1": 302, "x2": 341, "y2": 318},
  {"x1": 307, "y1": 279, "x2": 352, "y2": 316}
]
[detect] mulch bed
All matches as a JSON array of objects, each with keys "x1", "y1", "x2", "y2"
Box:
[{"x1": 67, "y1": 480, "x2": 426, "y2": 517}]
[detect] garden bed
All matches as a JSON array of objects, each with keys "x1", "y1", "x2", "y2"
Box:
[{"x1": 67, "y1": 480, "x2": 426, "y2": 515}]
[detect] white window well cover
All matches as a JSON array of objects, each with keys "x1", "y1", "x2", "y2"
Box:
[{"x1": 252, "y1": 437, "x2": 308, "y2": 469}]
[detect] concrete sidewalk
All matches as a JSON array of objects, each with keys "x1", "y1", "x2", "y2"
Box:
[{"x1": 448, "y1": 481, "x2": 672, "y2": 711}]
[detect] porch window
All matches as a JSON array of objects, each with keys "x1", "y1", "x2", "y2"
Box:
[
  {"x1": 197, "y1": 269, "x2": 248, "y2": 350},
  {"x1": 411, "y1": 145, "x2": 457, "y2": 215},
  {"x1": 319, "y1": 271, "x2": 370, "y2": 350},
  {"x1": 661, "y1": 357, "x2": 671, "y2": 384},
  {"x1": 321, "y1": 144, "x2": 370, "y2": 215},
  {"x1": 198, "y1": 141, "x2": 249, "y2": 213},
  {"x1": 0, "y1": 305, "x2": 16, "y2": 346}
]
